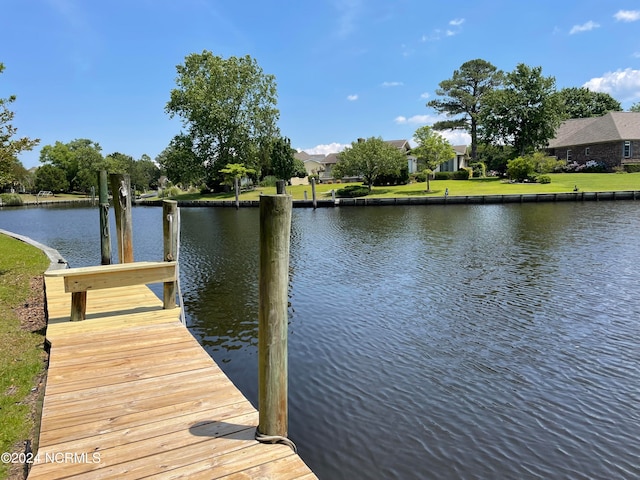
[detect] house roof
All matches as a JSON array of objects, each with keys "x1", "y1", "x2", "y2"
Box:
[
  {"x1": 385, "y1": 139, "x2": 411, "y2": 151},
  {"x1": 548, "y1": 112, "x2": 640, "y2": 148},
  {"x1": 322, "y1": 153, "x2": 340, "y2": 165},
  {"x1": 453, "y1": 145, "x2": 467, "y2": 156}
]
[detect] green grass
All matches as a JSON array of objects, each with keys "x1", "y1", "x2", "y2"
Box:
[
  {"x1": 0, "y1": 235, "x2": 49, "y2": 480},
  {"x1": 155, "y1": 172, "x2": 640, "y2": 202}
]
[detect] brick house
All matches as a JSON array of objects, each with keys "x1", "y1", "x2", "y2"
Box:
[{"x1": 547, "y1": 111, "x2": 640, "y2": 170}]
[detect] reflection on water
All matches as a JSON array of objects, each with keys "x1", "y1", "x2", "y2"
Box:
[{"x1": 1, "y1": 201, "x2": 639, "y2": 479}]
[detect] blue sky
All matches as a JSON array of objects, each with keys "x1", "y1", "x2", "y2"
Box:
[{"x1": 4, "y1": 0, "x2": 640, "y2": 169}]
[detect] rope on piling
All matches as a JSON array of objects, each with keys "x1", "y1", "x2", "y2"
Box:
[{"x1": 255, "y1": 428, "x2": 298, "y2": 453}]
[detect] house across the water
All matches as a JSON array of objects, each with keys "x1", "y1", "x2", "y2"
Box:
[{"x1": 547, "y1": 112, "x2": 640, "y2": 171}]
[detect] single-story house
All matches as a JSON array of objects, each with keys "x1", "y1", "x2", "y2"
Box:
[
  {"x1": 434, "y1": 145, "x2": 468, "y2": 172},
  {"x1": 546, "y1": 111, "x2": 640, "y2": 170}
]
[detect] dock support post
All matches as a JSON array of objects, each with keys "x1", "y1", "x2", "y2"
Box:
[
  {"x1": 163, "y1": 200, "x2": 178, "y2": 309},
  {"x1": 234, "y1": 177, "x2": 240, "y2": 209},
  {"x1": 310, "y1": 177, "x2": 317, "y2": 209},
  {"x1": 109, "y1": 174, "x2": 134, "y2": 263},
  {"x1": 258, "y1": 194, "x2": 292, "y2": 439},
  {"x1": 98, "y1": 170, "x2": 111, "y2": 265},
  {"x1": 276, "y1": 180, "x2": 286, "y2": 195}
]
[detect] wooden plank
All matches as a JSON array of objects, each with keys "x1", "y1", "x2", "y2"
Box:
[
  {"x1": 63, "y1": 263, "x2": 175, "y2": 292},
  {"x1": 30, "y1": 273, "x2": 317, "y2": 480}
]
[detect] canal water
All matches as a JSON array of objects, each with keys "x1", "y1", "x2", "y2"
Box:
[{"x1": 1, "y1": 202, "x2": 639, "y2": 479}]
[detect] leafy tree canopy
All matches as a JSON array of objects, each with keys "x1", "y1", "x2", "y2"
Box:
[
  {"x1": 156, "y1": 134, "x2": 204, "y2": 187},
  {"x1": 39, "y1": 139, "x2": 103, "y2": 192},
  {"x1": 0, "y1": 63, "x2": 39, "y2": 187},
  {"x1": 270, "y1": 136, "x2": 298, "y2": 182},
  {"x1": 480, "y1": 64, "x2": 563, "y2": 156},
  {"x1": 412, "y1": 125, "x2": 456, "y2": 192},
  {"x1": 333, "y1": 137, "x2": 407, "y2": 190},
  {"x1": 166, "y1": 51, "x2": 279, "y2": 190},
  {"x1": 630, "y1": 102, "x2": 640, "y2": 112},
  {"x1": 219, "y1": 163, "x2": 256, "y2": 185},
  {"x1": 427, "y1": 59, "x2": 502, "y2": 161},
  {"x1": 558, "y1": 87, "x2": 621, "y2": 118}
]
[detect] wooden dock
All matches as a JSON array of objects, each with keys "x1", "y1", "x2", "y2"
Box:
[{"x1": 28, "y1": 275, "x2": 317, "y2": 479}]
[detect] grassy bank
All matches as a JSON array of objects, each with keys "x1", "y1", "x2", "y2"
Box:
[
  {"x1": 0, "y1": 235, "x2": 49, "y2": 480},
  {"x1": 155, "y1": 172, "x2": 640, "y2": 202}
]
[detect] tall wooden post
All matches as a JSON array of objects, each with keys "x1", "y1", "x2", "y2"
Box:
[
  {"x1": 98, "y1": 170, "x2": 111, "y2": 265},
  {"x1": 109, "y1": 174, "x2": 134, "y2": 263},
  {"x1": 276, "y1": 180, "x2": 286, "y2": 195},
  {"x1": 258, "y1": 194, "x2": 292, "y2": 438},
  {"x1": 234, "y1": 177, "x2": 240, "y2": 209},
  {"x1": 163, "y1": 200, "x2": 178, "y2": 309},
  {"x1": 310, "y1": 177, "x2": 317, "y2": 209}
]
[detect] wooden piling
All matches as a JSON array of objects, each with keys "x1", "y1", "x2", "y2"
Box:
[
  {"x1": 98, "y1": 170, "x2": 111, "y2": 265},
  {"x1": 109, "y1": 174, "x2": 134, "y2": 263},
  {"x1": 310, "y1": 177, "x2": 317, "y2": 209},
  {"x1": 258, "y1": 194, "x2": 292, "y2": 438},
  {"x1": 276, "y1": 180, "x2": 286, "y2": 195},
  {"x1": 163, "y1": 200, "x2": 179, "y2": 309},
  {"x1": 234, "y1": 177, "x2": 240, "y2": 209}
]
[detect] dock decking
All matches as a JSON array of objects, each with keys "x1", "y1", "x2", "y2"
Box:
[{"x1": 29, "y1": 275, "x2": 316, "y2": 479}]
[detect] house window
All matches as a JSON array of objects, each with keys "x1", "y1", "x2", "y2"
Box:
[
  {"x1": 585, "y1": 147, "x2": 590, "y2": 156},
  {"x1": 624, "y1": 141, "x2": 631, "y2": 158},
  {"x1": 567, "y1": 149, "x2": 572, "y2": 162}
]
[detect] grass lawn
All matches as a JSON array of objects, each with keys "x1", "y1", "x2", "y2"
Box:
[
  {"x1": 159, "y1": 172, "x2": 640, "y2": 202},
  {"x1": 0, "y1": 235, "x2": 49, "y2": 480}
]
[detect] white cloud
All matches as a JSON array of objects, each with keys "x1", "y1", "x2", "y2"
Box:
[
  {"x1": 302, "y1": 143, "x2": 349, "y2": 155},
  {"x1": 583, "y1": 68, "x2": 640, "y2": 101},
  {"x1": 449, "y1": 18, "x2": 465, "y2": 26},
  {"x1": 569, "y1": 21, "x2": 600, "y2": 34},
  {"x1": 614, "y1": 10, "x2": 640, "y2": 22},
  {"x1": 420, "y1": 92, "x2": 430, "y2": 100},
  {"x1": 381, "y1": 81, "x2": 404, "y2": 87},
  {"x1": 395, "y1": 114, "x2": 439, "y2": 125},
  {"x1": 347, "y1": 94, "x2": 358, "y2": 101},
  {"x1": 440, "y1": 130, "x2": 471, "y2": 146}
]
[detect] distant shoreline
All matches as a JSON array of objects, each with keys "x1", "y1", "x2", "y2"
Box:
[{"x1": 135, "y1": 190, "x2": 640, "y2": 208}]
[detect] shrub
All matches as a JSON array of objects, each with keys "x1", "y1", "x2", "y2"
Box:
[
  {"x1": 0, "y1": 193, "x2": 23, "y2": 206},
  {"x1": 434, "y1": 172, "x2": 453, "y2": 180},
  {"x1": 307, "y1": 174, "x2": 319, "y2": 183},
  {"x1": 453, "y1": 168, "x2": 471, "y2": 180},
  {"x1": 162, "y1": 185, "x2": 182, "y2": 198},
  {"x1": 470, "y1": 162, "x2": 486, "y2": 178},
  {"x1": 260, "y1": 176, "x2": 278, "y2": 187},
  {"x1": 336, "y1": 185, "x2": 369, "y2": 198},
  {"x1": 536, "y1": 175, "x2": 551, "y2": 184},
  {"x1": 624, "y1": 164, "x2": 640, "y2": 173},
  {"x1": 507, "y1": 156, "x2": 535, "y2": 182}
]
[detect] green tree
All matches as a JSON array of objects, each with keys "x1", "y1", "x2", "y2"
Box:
[
  {"x1": 39, "y1": 139, "x2": 103, "y2": 192},
  {"x1": 131, "y1": 154, "x2": 161, "y2": 191},
  {"x1": 558, "y1": 87, "x2": 621, "y2": 118},
  {"x1": 333, "y1": 137, "x2": 407, "y2": 190},
  {"x1": 156, "y1": 134, "x2": 204, "y2": 187},
  {"x1": 0, "y1": 63, "x2": 39, "y2": 188},
  {"x1": 480, "y1": 64, "x2": 563, "y2": 156},
  {"x1": 427, "y1": 59, "x2": 502, "y2": 162},
  {"x1": 412, "y1": 125, "x2": 455, "y2": 191},
  {"x1": 34, "y1": 164, "x2": 68, "y2": 192},
  {"x1": 166, "y1": 51, "x2": 279, "y2": 190},
  {"x1": 270, "y1": 137, "x2": 297, "y2": 183},
  {"x1": 219, "y1": 163, "x2": 256, "y2": 186},
  {"x1": 630, "y1": 102, "x2": 640, "y2": 112}
]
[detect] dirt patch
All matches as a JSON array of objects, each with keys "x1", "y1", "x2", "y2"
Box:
[
  {"x1": 7, "y1": 276, "x2": 48, "y2": 480},
  {"x1": 14, "y1": 276, "x2": 46, "y2": 333}
]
